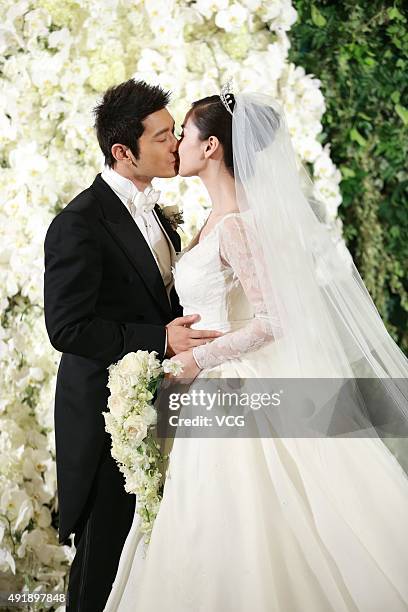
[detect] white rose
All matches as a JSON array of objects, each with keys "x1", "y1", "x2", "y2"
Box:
[
  {"x1": 123, "y1": 415, "x2": 149, "y2": 446},
  {"x1": 107, "y1": 394, "x2": 130, "y2": 420},
  {"x1": 117, "y1": 351, "x2": 148, "y2": 377},
  {"x1": 107, "y1": 371, "x2": 127, "y2": 396},
  {"x1": 140, "y1": 404, "x2": 158, "y2": 427}
]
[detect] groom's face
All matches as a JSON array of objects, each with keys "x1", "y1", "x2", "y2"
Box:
[{"x1": 136, "y1": 108, "x2": 179, "y2": 179}]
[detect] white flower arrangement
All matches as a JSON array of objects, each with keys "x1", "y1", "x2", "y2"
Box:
[
  {"x1": 0, "y1": 0, "x2": 345, "y2": 594},
  {"x1": 103, "y1": 351, "x2": 182, "y2": 544}
]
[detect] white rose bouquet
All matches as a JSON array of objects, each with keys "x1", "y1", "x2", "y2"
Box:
[{"x1": 103, "y1": 351, "x2": 183, "y2": 544}]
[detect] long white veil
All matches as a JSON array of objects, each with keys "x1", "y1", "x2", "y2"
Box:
[{"x1": 231, "y1": 92, "x2": 408, "y2": 462}]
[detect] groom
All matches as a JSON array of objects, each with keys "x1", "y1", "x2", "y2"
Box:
[{"x1": 44, "y1": 79, "x2": 221, "y2": 611}]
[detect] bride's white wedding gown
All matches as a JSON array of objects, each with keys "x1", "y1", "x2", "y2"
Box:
[{"x1": 105, "y1": 213, "x2": 408, "y2": 612}]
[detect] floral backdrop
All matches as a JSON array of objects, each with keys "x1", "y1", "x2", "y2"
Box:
[{"x1": 0, "y1": 0, "x2": 343, "y2": 602}]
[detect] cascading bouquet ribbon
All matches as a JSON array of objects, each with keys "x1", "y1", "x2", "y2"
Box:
[{"x1": 103, "y1": 351, "x2": 183, "y2": 544}]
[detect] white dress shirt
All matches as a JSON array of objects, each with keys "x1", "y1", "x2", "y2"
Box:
[{"x1": 101, "y1": 166, "x2": 176, "y2": 355}]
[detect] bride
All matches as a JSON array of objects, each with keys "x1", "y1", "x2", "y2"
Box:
[{"x1": 104, "y1": 87, "x2": 408, "y2": 611}]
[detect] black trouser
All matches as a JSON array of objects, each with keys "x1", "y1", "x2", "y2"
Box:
[{"x1": 66, "y1": 441, "x2": 135, "y2": 611}]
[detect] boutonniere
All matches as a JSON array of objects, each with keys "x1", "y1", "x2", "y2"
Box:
[{"x1": 158, "y1": 203, "x2": 184, "y2": 231}]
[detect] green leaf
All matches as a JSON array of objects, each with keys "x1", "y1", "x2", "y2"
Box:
[
  {"x1": 364, "y1": 57, "x2": 376, "y2": 67},
  {"x1": 391, "y1": 91, "x2": 401, "y2": 104},
  {"x1": 350, "y1": 127, "x2": 367, "y2": 147},
  {"x1": 388, "y1": 7, "x2": 405, "y2": 22},
  {"x1": 311, "y1": 5, "x2": 327, "y2": 27},
  {"x1": 288, "y1": 0, "x2": 408, "y2": 353},
  {"x1": 341, "y1": 166, "x2": 356, "y2": 179},
  {"x1": 395, "y1": 104, "x2": 408, "y2": 125}
]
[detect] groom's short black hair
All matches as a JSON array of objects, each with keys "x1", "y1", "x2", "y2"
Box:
[{"x1": 93, "y1": 79, "x2": 171, "y2": 167}]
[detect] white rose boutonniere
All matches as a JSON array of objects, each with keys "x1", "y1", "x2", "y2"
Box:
[{"x1": 159, "y1": 203, "x2": 184, "y2": 230}]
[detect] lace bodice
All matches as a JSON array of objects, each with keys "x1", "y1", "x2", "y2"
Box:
[{"x1": 173, "y1": 213, "x2": 281, "y2": 370}]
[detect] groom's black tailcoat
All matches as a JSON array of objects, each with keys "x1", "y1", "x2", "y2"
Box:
[{"x1": 44, "y1": 174, "x2": 182, "y2": 610}]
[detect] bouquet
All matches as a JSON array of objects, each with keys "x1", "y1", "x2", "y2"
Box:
[{"x1": 103, "y1": 351, "x2": 182, "y2": 544}]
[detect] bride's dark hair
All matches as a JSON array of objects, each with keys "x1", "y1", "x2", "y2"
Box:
[
  {"x1": 187, "y1": 94, "x2": 235, "y2": 177},
  {"x1": 187, "y1": 94, "x2": 281, "y2": 179}
]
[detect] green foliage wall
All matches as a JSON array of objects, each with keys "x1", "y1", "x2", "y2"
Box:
[{"x1": 289, "y1": 1, "x2": 408, "y2": 353}]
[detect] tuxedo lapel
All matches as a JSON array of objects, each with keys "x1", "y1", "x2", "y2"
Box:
[{"x1": 92, "y1": 174, "x2": 172, "y2": 319}]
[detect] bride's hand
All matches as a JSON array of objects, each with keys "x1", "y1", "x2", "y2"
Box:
[{"x1": 167, "y1": 350, "x2": 201, "y2": 381}]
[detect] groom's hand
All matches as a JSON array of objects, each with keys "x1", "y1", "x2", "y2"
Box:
[{"x1": 165, "y1": 314, "x2": 223, "y2": 357}]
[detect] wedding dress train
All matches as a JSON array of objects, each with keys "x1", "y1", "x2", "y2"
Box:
[{"x1": 104, "y1": 213, "x2": 408, "y2": 612}]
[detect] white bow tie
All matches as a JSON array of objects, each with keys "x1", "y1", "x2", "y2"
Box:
[{"x1": 128, "y1": 186, "x2": 161, "y2": 218}]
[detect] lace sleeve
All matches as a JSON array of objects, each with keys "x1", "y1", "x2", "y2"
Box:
[{"x1": 192, "y1": 215, "x2": 282, "y2": 370}]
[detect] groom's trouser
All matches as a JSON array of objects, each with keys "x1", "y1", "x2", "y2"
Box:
[{"x1": 66, "y1": 439, "x2": 135, "y2": 612}]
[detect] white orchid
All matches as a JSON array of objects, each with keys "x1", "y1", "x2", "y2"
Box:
[
  {"x1": 195, "y1": 0, "x2": 229, "y2": 20},
  {"x1": 215, "y1": 3, "x2": 249, "y2": 32},
  {"x1": 0, "y1": 548, "x2": 16, "y2": 574}
]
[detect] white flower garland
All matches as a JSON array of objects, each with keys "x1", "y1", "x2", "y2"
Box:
[{"x1": 0, "y1": 0, "x2": 344, "y2": 594}]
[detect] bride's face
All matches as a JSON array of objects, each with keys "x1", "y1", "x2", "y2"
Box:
[{"x1": 177, "y1": 115, "x2": 207, "y2": 177}]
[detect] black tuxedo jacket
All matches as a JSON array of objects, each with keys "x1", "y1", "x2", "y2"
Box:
[{"x1": 44, "y1": 174, "x2": 182, "y2": 543}]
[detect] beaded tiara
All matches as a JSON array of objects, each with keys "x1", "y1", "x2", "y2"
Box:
[{"x1": 219, "y1": 79, "x2": 234, "y2": 116}]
